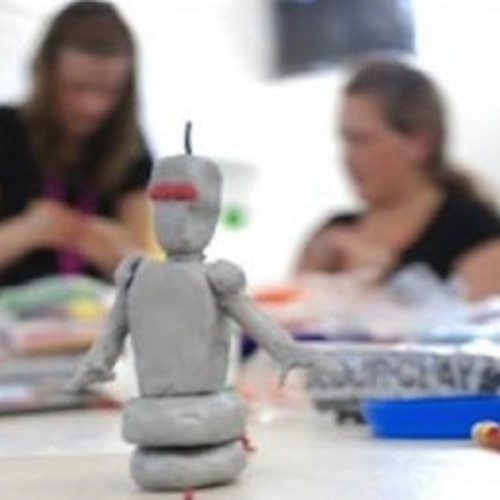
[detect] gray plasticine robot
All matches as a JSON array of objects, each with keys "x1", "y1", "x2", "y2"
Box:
[{"x1": 68, "y1": 150, "x2": 332, "y2": 491}]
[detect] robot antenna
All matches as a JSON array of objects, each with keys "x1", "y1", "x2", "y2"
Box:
[{"x1": 184, "y1": 121, "x2": 193, "y2": 155}]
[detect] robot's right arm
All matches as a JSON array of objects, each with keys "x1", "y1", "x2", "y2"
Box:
[{"x1": 66, "y1": 253, "x2": 144, "y2": 392}]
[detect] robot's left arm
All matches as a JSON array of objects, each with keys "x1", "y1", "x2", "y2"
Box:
[
  {"x1": 66, "y1": 253, "x2": 143, "y2": 392},
  {"x1": 207, "y1": 260, "x2": 336, "y2": 382}
]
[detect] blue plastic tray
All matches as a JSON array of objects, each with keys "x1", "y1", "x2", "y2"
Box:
[{"x1": 362, "y1": 395, "x2": 500, "y2": 439}]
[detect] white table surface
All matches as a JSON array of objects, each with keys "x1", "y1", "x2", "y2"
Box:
[{"x1": 1, "y1": 400, "x2": 500, "y2": 500}]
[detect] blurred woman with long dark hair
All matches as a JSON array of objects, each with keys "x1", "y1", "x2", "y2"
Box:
[{"x1": 0, "y1": 1, "x2": 154, "y2": 286}]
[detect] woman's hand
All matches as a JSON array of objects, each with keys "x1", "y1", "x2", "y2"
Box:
[
  {"x1": 328, "y1": 227, "x2": 394, "y2": 274},
  {"x1": 72, "y1": 215, "x2": 134, "y2": 277},
  {"x1": 22, "y1": 199, "x2": 84, "y2": 249},
  {"x1": 297, "y1": 226, "x2": 394, "y2": 279}
]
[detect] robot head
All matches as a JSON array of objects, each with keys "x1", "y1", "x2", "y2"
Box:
[{"x1": 148, "y1": 155, "x2": 222, "y2": 256}]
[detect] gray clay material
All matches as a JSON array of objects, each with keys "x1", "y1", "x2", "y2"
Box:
[
  {"x1": 130, "y1": 441, "x2": 247, "y2": 491},
  {"x1": 123, "y1": 391, "x2": 247, "y2": 446},
  {"x1": 67, "y1": 154, "x2": 330, "y2": 491}
]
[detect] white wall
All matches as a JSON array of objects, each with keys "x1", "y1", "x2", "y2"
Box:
[{"x1": 2, "y1": 0, "x2": 500, "y2": 286}]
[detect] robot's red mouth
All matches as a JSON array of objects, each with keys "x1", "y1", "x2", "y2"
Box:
[{"x1": 148, "y1": 182, "x2": 198, "y2": 201}]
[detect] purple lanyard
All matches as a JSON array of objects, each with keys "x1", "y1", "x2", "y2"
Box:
[{"x1": 43, "y1": 175, "x2": 96, "y2": 275}]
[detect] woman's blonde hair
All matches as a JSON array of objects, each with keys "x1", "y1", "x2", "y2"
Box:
[{"x1": 23, "y1": 0, "x2": 143, "y2": 193}]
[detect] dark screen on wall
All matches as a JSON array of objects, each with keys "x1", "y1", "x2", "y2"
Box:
[{"x1": 273, "y1": 0, "x2": 415, "y2": 76}]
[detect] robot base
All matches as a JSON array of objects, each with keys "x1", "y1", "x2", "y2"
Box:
[
  {"x1": 130, "y1": 441, "x2": 247, "y2": 491},
  {"x1": 123, "y1": 391, "x2": 247, "y2": 447}
]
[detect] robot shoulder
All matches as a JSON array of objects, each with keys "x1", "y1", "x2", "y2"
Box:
[
  {"x1": 114, "y1": 252, "x2": 146, "y2": 290},
  {"x1": 206, "y1": 259, "x2": 247, "y2": 296}
]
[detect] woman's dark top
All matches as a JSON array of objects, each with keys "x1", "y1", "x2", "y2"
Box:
[
  {"x1": 0, "y1": 106, "x2": 153, "y2": 286},
  {"x1": 319, "y1": 189, "x2": 500, "y2": 279}
]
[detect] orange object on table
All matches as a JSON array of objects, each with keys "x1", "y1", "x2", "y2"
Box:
[{"x1": 472, "y1": 420, "x2": 500, "y2": 450}]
